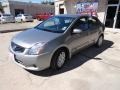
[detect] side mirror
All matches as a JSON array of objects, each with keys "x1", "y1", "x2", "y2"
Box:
[{"x1": 73, "y1": 29, "x2": 82, "y2": 34}]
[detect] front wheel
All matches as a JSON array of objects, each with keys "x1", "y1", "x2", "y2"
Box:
[
  {"x1": 95, "y1": 35, "x2": 104, "y2": 47},
  {"x1": 50, "y1": 49, "x2": 68, "y2": 70}
]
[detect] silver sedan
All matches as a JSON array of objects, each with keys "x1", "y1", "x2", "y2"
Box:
[
  {"x1": 0, "y1": 14, "x2": 15, "y2": 24},
  {"x1": 9, "y1": 14, "x2": 105, "y2": 71}
]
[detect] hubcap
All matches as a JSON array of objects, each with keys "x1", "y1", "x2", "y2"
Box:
[
  {"x1": 98, "y1": 36, "x2": 103, "y2": 46},
  {"x1": 57, "y1": 52, "x2": 66, "y2": 68}
]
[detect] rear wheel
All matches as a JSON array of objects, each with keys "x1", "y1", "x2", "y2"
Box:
[
  {"x1": 21, "y1": 19, "x2": 24, "y2": 23},
  {"x1": 95, "y1": 35, "x2": 104, "y2": 47},
  {"x1": 50, "y1": 49, "x2": 68, "y2": 70}
]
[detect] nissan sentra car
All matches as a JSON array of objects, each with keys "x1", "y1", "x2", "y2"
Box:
[{"x1": 9, "y1": 14, "x2": 105, "y2": 71}]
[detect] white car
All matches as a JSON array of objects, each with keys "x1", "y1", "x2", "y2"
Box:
[
  {"x1": 0, "y1": 14, "x2": 15, "y2": 24},
  {"x1": 15, "y1": 14, "x2": 33, "y2": 22}
]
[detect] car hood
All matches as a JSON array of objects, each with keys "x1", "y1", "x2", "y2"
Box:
[{"x1": 12, "y1": 28, "x2": 61, "y2": 48}]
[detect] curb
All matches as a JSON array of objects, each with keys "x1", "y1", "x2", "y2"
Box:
[{"x1": 0, "y1": 28, "x2": 30, "y2": 33}]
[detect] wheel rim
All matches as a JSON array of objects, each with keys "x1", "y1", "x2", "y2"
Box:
[
  {"x1": 98, "y1": 36, "x2": 103, "y2": 46},
  {"x1": 57, "y1": 52, "x2": 66, "y2": 68}
]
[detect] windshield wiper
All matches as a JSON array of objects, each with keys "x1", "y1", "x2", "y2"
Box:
[
  {"x1": 35, "y1": 27, "x2": 55, "y2": 32},
  {"x1": 35, "y1": 27, "x2": 63, "y2": 33}
]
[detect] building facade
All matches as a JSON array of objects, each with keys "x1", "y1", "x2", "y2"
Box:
[
  {"x1": 1, "y1": 0, "x2": 55, "y2": 16},
  {"x1": 55, "y1": 0, "x2": 120, "y2": 29}
]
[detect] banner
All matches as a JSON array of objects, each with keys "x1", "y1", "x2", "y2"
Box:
[{"x1": 76, "y1": 1, "x2": 98, "y2": 16}]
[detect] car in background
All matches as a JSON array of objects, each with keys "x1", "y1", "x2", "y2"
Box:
[
  {"x1": 15, "y1": 14, "x2": 33, "y2": 22},
  {"x1": 10, "y1": 14, "x2": 105, "y2": 71},
  {"x1": 0, "y1": 14, "x2": 15, "y2": 24},
  {"x1": 36, "y1": 13, "x2": 53, "y2": 21}
]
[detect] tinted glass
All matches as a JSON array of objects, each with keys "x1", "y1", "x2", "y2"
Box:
[
  {"x1": 3, "y1": 14, "x2": 11, "y2": 16},
  {"x1": 88, "y1": 17, "x2": 98, "y2": 28},
  {"x1": 108, "y1": 0, "x2": 119, "y2": 4},
  {"x1": 24, "y1": 14, "x2": 31, "y2": 16},
  {"x1": 17, "y1": 14, "x2": 22, "y2": 17},
  {"x1": 35, "y1": 16, "x2": 75, "y2": 33},
  {"x1": 74, "y1": 17, "x2": 88, "y2": 31}
]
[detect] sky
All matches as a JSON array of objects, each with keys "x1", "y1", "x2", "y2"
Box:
[{"x1": 0, "y1": 0, "x2": 54, "y2": 3}]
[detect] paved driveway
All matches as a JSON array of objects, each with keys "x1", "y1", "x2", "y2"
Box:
[
  {"x1": 0, "y1": 30, "x2": 120, "y2": 90},
  {"x1": 0, "y1": 20, "x2": 40, "y2": 33}
]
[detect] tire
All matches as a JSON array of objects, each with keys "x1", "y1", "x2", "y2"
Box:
[
  {"x1": 21, "y1": 19, "x2": 24, "y2": 23},
  {"x1": 95, "y1": 35, "x2": 104, "y2": 48},
  {"x1": 50, "y1": 49, "x2": 68, "y2": 70}
]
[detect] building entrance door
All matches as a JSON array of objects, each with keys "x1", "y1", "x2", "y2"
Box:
[
  {"x1": 105, "y1": 6, "x2": 117, "y2": 28},
  {"x1": 115, "y1": 6, "x2": 120, "y2": 28},
  {"x1": 105, "y1": 0, "x2": 120, "y2": 29}
]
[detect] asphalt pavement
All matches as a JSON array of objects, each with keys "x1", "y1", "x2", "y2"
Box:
[
  {"x1": 0, "y1": 30, "x2": 120, "y2": 90},
  {"x1": 0, "y1": 20, "x2": 40, "y2": 33}
]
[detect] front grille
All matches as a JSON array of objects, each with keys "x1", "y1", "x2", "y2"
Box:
[{"x1": 11, "y1": 42, "x2": 25, "y2": 53}]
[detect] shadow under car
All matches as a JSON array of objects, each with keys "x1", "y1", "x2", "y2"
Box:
[{"x1": 27, "y1": 40, "x2": 114, "y2": 77}]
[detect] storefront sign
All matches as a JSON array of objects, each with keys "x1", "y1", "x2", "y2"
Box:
[{"x1": 76, "y1": 0, "x2": 98, "y2": 16}]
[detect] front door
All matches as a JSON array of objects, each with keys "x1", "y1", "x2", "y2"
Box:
[{"x1": 68, "y1": 17, "x2": 89, "y2": 53}]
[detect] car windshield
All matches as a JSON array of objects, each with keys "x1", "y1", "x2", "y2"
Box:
[{"x1": 35, "y1": 16, "x2": 75, "y2": 33}]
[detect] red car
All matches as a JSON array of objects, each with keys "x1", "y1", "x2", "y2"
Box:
[{"x1": 36, "y1": 13, "x2": 53, "y2": 21}]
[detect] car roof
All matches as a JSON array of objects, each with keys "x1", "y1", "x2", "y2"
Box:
[{"x1": 56, "y1": 14, "x2": 97, "y2": 18}]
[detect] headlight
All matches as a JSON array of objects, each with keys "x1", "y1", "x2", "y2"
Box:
[{"x1": 27, "y1": 42, "x2": 45, "y2": 55}]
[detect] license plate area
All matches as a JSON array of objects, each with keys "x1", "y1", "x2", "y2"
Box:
[{"x1": 14, "y1": 55, "x2": 25, "y2": 66}]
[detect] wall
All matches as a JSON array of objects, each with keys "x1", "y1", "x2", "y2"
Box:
[
  {"x1": 2, "y1": 1, "x2": 55, "y2": 16},
  {"x1": 55, "y1": 0, "x2": 67, "y2": 14},
  {"x1": 1, "y1": 1, "x2": 11, "y2": 14},
  {"x1": 97, "y1": 0, "x2": 108, "y2": 23}
]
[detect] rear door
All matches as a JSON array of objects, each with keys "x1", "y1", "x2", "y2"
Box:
[{"x1": 88, "y1": 17, "x2": 100, "y2": 44}]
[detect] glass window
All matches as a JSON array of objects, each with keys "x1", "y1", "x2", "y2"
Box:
[
  {"x1": 17, "y1": 14, "x2": 22, "y2": 17},
  {"x1": 88, "y1": 17, "x2": 98, "y2": 28},
  {"x1": 3, "y1": 14, "x2": 11, "y2": 16},
  {"x1": 108, "y1": 0, "x2": 119, "y2": 4},
  {"x1": 74, "y1": 17, "x2": 88, "y2": 31},
  {"x1": 24, "y1": 14, "x2": 31, "y2": 16},
  {"x1": 35, "y1": 16, "x2": 75, "y2": 33}
]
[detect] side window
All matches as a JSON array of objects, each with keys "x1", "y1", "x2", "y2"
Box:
[
  {"x1": 73, "y1": 17, "x2": 88, "y2": 31},
  {"x1": 88, "y1": 17, "x2": 98, "y2": 28},
  {"x1": 17, "y1": 14, "x2": 22, "y2": 17}
]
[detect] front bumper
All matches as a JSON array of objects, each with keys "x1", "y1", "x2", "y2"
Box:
[{"x1": 9, "y1": 50, "x2": 52, "y2": 71}]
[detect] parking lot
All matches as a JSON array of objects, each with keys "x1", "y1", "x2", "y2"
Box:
[
  {"x1": 0, "y1": 30, "x2": 120, "y2": 90},
  {"x1": 0, "y1": 20, "x2": 40, "y2": 33}
]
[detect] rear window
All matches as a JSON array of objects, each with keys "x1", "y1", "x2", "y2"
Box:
[
  {"x1": 24, "y1": 14, "x2": 31, "y2": 16},
  {"x1": 17, "y1": 14, "x2": 22, "y2": 17},
  {"x1": 3, "y1": 14, "x2": 11, "y2": 16}
]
